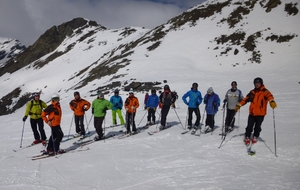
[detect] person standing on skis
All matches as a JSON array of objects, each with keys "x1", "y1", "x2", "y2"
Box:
[
  {"x1": 22, "y1": 92, "x2": 48, "y2": 145},
  {"x1": 124, "y1": 89, "x2": 139, "y2": 134},
  {"x1": 182, "y1": 82, "x2": 203, "y2": 130},
  {"x1": 235, "y1": 77, "x2": 277, "y2": 145},
  {"x1": 203, "y1": 87, "x2": 220, "y2": 133},
  {"x1": 69, "y1": 91, "x2": 91, "y2": 137},
  {"x1": 223, "y1": 81, "x2": 244, "y2": 132},
  {"x1": 110, "y1": 89, "x2": 125, "y2": 127},
  {"x1": 146, "y1": 89, "x2": 159, "y2": 126},
  {"x1": 41, "y1": 94, "x2": 65, "y2": 154},
  {"x1": 159, "y1": 85, "x2": 176, "y2": 130},
  {"x1": 92, "y1": 92, "x2": 112, "y2": 141}
]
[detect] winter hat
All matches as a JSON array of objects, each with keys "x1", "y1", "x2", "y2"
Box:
[
  {"x1": 192, "y1": 82, "x2": 198, "y2": 88},
  {"x1": 129, "y1": 88, "x2": 134, "y2": 94},
  {"x1": 97, "y1": 91, "x2": 104, "y2": 98},
  {"x1": 253, "y1": 77, "x2": 263, "y2": 85},
  {"x1": 74, "y1": 91, "x2": 80, "y2": 96},
  {"x1": 231, "y1": 81, "x2": 237, "y2": 86},
  {"x1": 207, "y1": 87, "x2": 214, "y2": 94},
  {"x1": 114, "y1": 89, "x2": 119, "y2": 93}
]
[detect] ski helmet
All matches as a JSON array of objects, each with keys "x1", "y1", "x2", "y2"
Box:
[
  {"x1": 74, "y1": 91, "x2": 80, "y2": 96},
  {"x1": 114, "y1": 89, "x2": 119, "y2": 93},
  {"x1": 51, "y1": 94, "x2": 60, "y2": 100},
  {"x1": 164, "y1": 85, "x2": 170, "y2": 90},
  {"x1": 253, "y1": 77, "x2": 263, "y2": 85}
]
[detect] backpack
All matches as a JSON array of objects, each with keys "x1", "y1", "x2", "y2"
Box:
[{"x1": 30, "y1": 100, "x2": 43, "y2": 111}]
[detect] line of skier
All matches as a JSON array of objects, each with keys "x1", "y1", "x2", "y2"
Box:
[{"x1": 22, "y1": 77, "x2": 277, "y2": 154}]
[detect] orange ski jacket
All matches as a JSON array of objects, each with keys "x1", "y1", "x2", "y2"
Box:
[
  {"x1": 239, "y1": 84, "x2": 274, "y2": 116},
  {"x1": 42, "y1": 101, "x2": 62, "y2": 127},
  {"x1": 69, "y1": 98, "x2": 91, "y2": 116},
  {"x1": 124, "y1": 96, "x2": 139, "y2": 113}
]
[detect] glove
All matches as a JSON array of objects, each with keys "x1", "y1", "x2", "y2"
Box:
[
  {"x1": 213, "y1": 102, "x2": 217, "y2": 106},
  {"x1": 270, "y1": 100, "x2": 277, "y2": 109},
  {"x1": 223, "y1": 99, "x2": 227, "y2": 104},
  {"x1": 154, "y1": 107, "x2": 156, "y2": 111},
  {"x1": 235, "y1": 104, "x2": 241, "y2": 112},
  {"x1": 91, "y1": 108, "x2": 94, "y2": 114},
  {"x1": 147, "y1": 107, "x2": 150, "y2": 110},
  {"x1": 22, "y1": 116, "x2": 27, "y2": 122},
  {"x1": 171, "y1": 103, "x2": 175, "y2": 108},
  {"x1": 126, "y1": 108, "x2": 128, "y2": 111},
  {"x1": 196, "y1": 102, "x2": 199, "y2": 107}
]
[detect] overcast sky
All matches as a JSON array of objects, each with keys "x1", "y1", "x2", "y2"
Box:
[{"x1": 0, "y1": 0, "x2": 205, "y2": 46}]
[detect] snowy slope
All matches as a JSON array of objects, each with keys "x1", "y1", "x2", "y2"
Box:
[{"x1": 0, "y1": 0, "x2": 300, "y2": 189}]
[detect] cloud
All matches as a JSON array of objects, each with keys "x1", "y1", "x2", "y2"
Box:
[{"x1": 0, "y1": 0, "x2": 204, "y2": 46}]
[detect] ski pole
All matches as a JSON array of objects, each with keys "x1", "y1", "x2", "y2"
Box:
[
  {"x1": 221, "y1": 105, "x2": 226, "y2": 139},
  {"x1": 273, "y1": 109, "x2": 277, "y2": 157},
  {"x1": 218, "y1": 113, "x2": 236, "y2": 148},
  {"x1": 137, "y1": 110, "x2": 147, "y2": 126},
  {"x1": 173, "y1": 107, "x2": 184, "y2": 129},
  {"x1": 237, "y1": 110, "x2": 240, "y2": 131},
  {"x1": 184, "y1": 109, "x2": 188, "y2": 130},
  {"x1": 20, "y1": 121, "x2": 26, "y2": 148},
  {"x1": 84, "y1": 113, "x2": 91, "y2": 134},
  {"x1": 103, "y1": 117, "x2": 106, "y2": 143},
  {"x1": 199, "y1": 106, "x2": 206, "y2": 135},
  {"x1": 66, "y1": 115, "x2": 74, "y2": 140}
]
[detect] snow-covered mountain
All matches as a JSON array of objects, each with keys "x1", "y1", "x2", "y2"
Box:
[
  {"x1": 0, "y1": 0, "x2": 300, "y2": 189},
  {"x1": 0, "y1": 37, "x2": 26, "y2": 66},
  {"x1": 0, "y1": 0, "x2": 299, "y2": 116}
]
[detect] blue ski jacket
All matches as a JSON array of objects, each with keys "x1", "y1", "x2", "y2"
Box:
[
  {"x1": 204, "y1": 93, "x2": 220, "y2": 114},
  {"x1": 146, "y1": 94, "x2": 159, "y2": 108},
  {"x1": 182, "y1": 89, "x2": 203, "y2": 108},
  {"x1": 110, "y1": 95, "x2": 123, "y2": 111}
]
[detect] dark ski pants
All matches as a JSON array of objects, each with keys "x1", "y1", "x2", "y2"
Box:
[
  {"x1": 245, "y1": 115, "x2": 264, "y2": 138},
  {"x1": 160, "y1": 105, "x2": 171, "y2": 127},
  {"x1": 94, "y1": 117, "x2": 105, "y2": 137},
  {"x1": 188, "y1": 107, "x2": 201, "y2": 127},
  {"x1": 225, "y1": 109, "x2": 236, "y2": 127},
  {"x1": 205, "y1": 114, "x2": 215, "y2": 129},
  {"x1": 147, "y1": 108, "x2": 156, "y2": 123},
  {"x1": 75, "y1": 115, "x2": 85, "y2": 135},
  {"x1": 47, "y1": 126, "x2": 64, "y2": 152},
  {"x1": 30, "y1": 118, "x2": 47, "y2": 141},
  {"x1": 126, "y1": 112, "x2": 136, "y2": 133}
]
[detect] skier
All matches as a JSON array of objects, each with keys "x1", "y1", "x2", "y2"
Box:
[
  {"x1": 92, "y1": 92, "x2": 112, "y2": 141},
  {"x1": 69, "y1": 91, "x2": 91, "y2": 137},
  {"x1": 124, "y1": 89, "x2": 139, "y2": 134},
  {"x1": 203, "y1": 87, "x2": 220, "y2": 132},
  {"x1": 223, "y1": 81, "x2": 244, "y2": 132},
  {"x1": 235, "y1": 77, "x2": 277, "y2": 145},
  {"x1": 159, "y1": 85, "x2": 176, "y2": 130},
  {"x1": 146, "y1": 89, "x2": 159, "y2": 125},
  {"x1": 144, "y1": 92, "x2": 149, "y2": 110},
  {"x1": 22, "y1": 92, "x2": 48, "y2": 145},
  {"x1": 110, "y1": 89, "x2": 125, "y2": 127},
  {"x1": 41, "y1": 94, "x2": 65, "y2": 154},
  {"x1": 182, "y1": 82, "x2": 203, "y2": 130}
]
